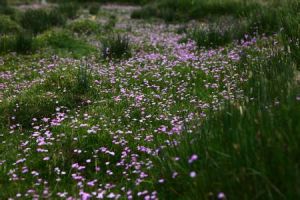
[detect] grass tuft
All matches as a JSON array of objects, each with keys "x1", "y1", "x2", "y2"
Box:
[{"x1": 101, "y1": 34, "x2": 131, "y2": 60}]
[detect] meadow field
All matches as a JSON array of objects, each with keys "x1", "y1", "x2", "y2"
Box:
[{"x1": 0, "y1": 0, "x2": 299, "y2": 199}]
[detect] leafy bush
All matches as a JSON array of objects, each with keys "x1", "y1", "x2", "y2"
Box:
[
  {"x1": 101, "y1": 34, "x2": 131, "y2": 59},
  {"x1": 0, "y1": 15, "x2": 22, "y2": 35},
  {"x1": 68, "y1": 19, "x2": 100, "y2": 35}
]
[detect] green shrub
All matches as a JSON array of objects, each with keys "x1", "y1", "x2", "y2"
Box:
[
  {"x1": 101, "y1": 34, "x2": 131, "y2": 59},
  {"x1": 20, "y1": 9, "x2": 50, "y2": 35},
  {"x1": 0, "y1": 15, "x2": 22, "y2": 35},
  {"x1": 20, "y1": 9, "x2": 66, "y2": 35},
  {"x1": 68, "y1": 19, "x2": 100, "y2": 35}
]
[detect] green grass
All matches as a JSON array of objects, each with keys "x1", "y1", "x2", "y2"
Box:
[
  {"x1": 0, "y1": 66, "x2": 96, "y2": 129},
  {"x1": 149, "y1": 48, "x2": 300, "y2": 200},
  {"x1": 67, "y1": 19, "x2": 101, "y2": 35},
  {"x1": 0, "y1": 0, "x2": 299, "y2": 199},
  {"x1": 37, "y1": 29, "x2": 97, "y2": 58}
]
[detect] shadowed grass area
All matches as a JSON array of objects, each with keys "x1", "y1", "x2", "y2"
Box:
[
  {"x1": 131, "y1": 0, "x2": 260, "y2": 22},
  {"x1": 149, "y1": 47, "x2": 300, "y2": 200}
]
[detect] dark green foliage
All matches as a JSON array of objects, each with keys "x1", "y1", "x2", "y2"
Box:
[
  {"x1": 102, "y1": 34, "x2": 131, "y2": 59},
  {"x1": 57, "y1": 2, "x2": 80, "y2": 19},
  {"x1": 47, "y1": 9, "x2": 66, "y2": 27},
  {"x1": 241, "y1": 51, "x2": 295, "y2": 105},
  {"x1": 281, "y1": 14, "x2": 300, "y2": 68},
  {"x1": 0, "y1": 0, "x2": 6, "y2": 6},
  {"x1": 89, "y1": 3, "x2": 100, "y2": 15},
  {"x1": 186, "y1": 18, "x2": 251, "y2": 48},
  {"x1": 76, "y1": 64, "x2": 91, "y2": 94},
  {"x1": 191, "y1": 27, "x2": 233, "y2": 48},
  {"x1": 14, "y1": 32, "x2": 34, "y2": 54},
  {"x1": 0, "y1": 32, "x2": 34, "y2": 54},
  {"x1": 20, "y1": 9, "x2": 49, "y2": 35},
  {"x1": 20, "y1": 9, "x2": 65, "y2": 35},
  {"x1": 131, "y1": 0, "x2": 259, "y2": 22},
  {"x1": 0, "y1": 35, "x2": 14, "y2": 53},
  {"x1": 0, "y1": 15, "x2": 22, "y2": 35},
  {"x1": 152, "y1": 51, "x2": 300, "y2": 200},
  {"x1": 0, "y1": 5, "x2": 15, "y2": 16},
  {"x1": 68, "y1": 19, "x2": 100, "y2": 35},
  {"x1": 246, "y1": 7, "x2": 282, "y2": 35}
]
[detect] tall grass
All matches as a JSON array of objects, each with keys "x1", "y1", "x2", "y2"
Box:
[
  {"x1": 132, "y1": 0, "x2": 259, "y2": 22},
  {"x1": 151, "y1": 48, "x2": 300, "y2": 200},
  {"x1": 20, "y1": 9, "x2": 65, "y2": 35},
  {"x1": 0, "y1": 32, "x2": 34, "y2": 54},
  {"x1": 101, "y1": 34, "x2": 131, "y2": 60}
]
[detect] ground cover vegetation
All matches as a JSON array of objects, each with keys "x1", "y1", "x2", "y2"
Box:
[{"x1": 0, "y1": 0, "x2": 299, "y2": 199}]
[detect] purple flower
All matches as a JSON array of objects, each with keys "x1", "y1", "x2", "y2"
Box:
[{"x1": 188, "y1": 154, "x2": 198, "y2": 164}]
